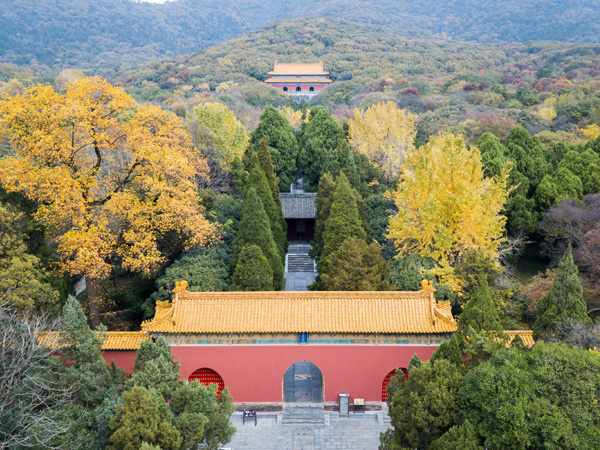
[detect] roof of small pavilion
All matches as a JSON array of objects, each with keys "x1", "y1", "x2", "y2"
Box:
[
  {"x1": 141, "y1": 281, "x2": 457, "y2": 335},
  {"x1": 268, "y1": 61, "x2": 329, "y2": 76},
  {"x1": 503, "y1": 330, "x2": 535, "y2": 348},
  {"x1": 280, "y1": 193, "x2": 317, "y2": 219}
]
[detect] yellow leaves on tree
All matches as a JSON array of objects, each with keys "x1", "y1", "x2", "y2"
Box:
[
  {"x1": 348, "y1": 101, "x2": 416, "y2": 183},
  {"x1": 191, "y1": 102, "x2": 248, "y2": 170},
  {"x1": 582, "y1": 123, "x2": 600, "y2": 141},
  {"x1": 278, "y1": 105, "x2": 308, "y2": 129},
  {"x1": 387, "y1": 134, "x2": 510, "y2": 291},
  {"x1": 0, "y1": 77, "x2": 217, "y2": 324}
]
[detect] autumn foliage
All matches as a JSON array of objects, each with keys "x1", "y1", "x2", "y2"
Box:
[
  {"x1": 387, "y1": 134, "x2": 510, "y2": 290},
  {"x1": 0, "y1": 77, "x2": 216, "y2": 324},
  {"x1": 348, "y1": 101, "x2": 416, "y2": 183}
]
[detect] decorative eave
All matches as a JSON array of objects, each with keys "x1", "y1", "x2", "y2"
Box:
[
  {"x1": 141, "y1": 280, "x2": 458, "y2": 335},
  {"x1": 265, "y1": 77, "x2": 333, "y2": 84},
  {"x1": 268, "y1": 60, "x2": 330, "y2": 76}
]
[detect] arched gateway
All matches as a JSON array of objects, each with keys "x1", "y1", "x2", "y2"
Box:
[
  {"x1": 283, "y1": 361, "x2": 323, "y2": 403},
  {"x1": 188, "y1": 367, "x2": 225, "y2": 397},
  {"x1": 382, "y1": 368, "x2": 408, "y2": 401}
]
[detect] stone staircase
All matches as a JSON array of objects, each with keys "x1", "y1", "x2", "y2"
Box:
[
  {"x1": 281, "y1": 407, "x2": 327, "y2": 426},
  {"x1": 287, "y1": 253, "x2": 315, "y2": 272}
]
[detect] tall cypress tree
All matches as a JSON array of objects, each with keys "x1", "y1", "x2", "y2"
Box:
[
  {"x1": 232, "y1": 245, "x2": 274, "y2": 291},
  {"x1": 232, "y1": 188, "x2": 283, "y2": 289},
  {"x1": 320, "y1": 173, "x2": 367, "y2": 272},
  {"x1": 297, "y1": 107, "x2": 347, "y2": 188},
  {"x1": 533, "y1": 244, "x2": 591, "y2": 340},
  {"x1": 246, "y1": 153, "x2": 285, "y2": 262},
  {"x1": 258, "y1": 138, "x2": 287, "y2": 254},
  {"x1": 59, "y1": 296, "x2": 109, "y2": 407},
  {"x1": 309, "y1": 172, "x2": 337, "y2": 261},
  {"x1": 250, "y1": 106, "x2": 298, "y2": 192},
  {"x1": 458, "y1": 278, "x2": 503, "y2": 333}
]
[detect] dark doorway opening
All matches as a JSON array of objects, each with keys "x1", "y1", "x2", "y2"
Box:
[
  {"x1": 285, "y1": 218, "x2": 315, "y2": 240},
  {"x1": 283, "y1": 361, "x2": 323, "y2": 403},
  {"x1": 309, "y1": 87, "x2": 315, "y2": 92},
  {"x1": 296, "y1": 86, "x2": 302, "y2": 92},
  {"x1": 283, "y1": 86, "x2": 288, "y2": 92}
]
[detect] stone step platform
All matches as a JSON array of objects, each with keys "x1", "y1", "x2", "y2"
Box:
[{"x1": 281, "y1": 407, "x2": 328, "y2": 426}]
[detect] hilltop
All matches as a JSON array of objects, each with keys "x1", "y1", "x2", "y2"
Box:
[
  {"x1": 1, "y1": 0, "x2": 599, "y2": 75},
  {"x1": 119, "y1": 18, "x2": 600, "y2": 145}
]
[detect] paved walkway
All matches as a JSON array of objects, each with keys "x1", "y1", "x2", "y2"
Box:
[
  {"x1": 285, "y1": 243, "x2": 317, "y2": 291},
  {"x1": 228, "y1": 413, "x2": 388, "y2": 450}
]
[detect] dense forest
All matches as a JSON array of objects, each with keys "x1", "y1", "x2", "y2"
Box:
[
  {"x1": 2, "y1": 4, "x2": 600, "y2": 448},
  {"x1": 1, "y1": 0, "x2": 600, "y2": 74},
  {"x1": 116, "y1": 18, "x2": 600, "y2": 146}
]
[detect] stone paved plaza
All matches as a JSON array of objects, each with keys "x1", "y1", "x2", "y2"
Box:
[
  {"x1": 228, "y1": 414, "x2": 388, "y2": 450},
  {"x1": 285, "y1": 272, "x2": 317, "y2": 291}
]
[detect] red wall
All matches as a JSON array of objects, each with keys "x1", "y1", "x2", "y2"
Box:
[
  {"x1": 269, "y1": 84, "x2": 328, "y2": 92},
  {"x1": 171, "y1": 345, "x2": 438, "y2": 403},
  {"x1": 103, "y1": 350, "x2": 137, "y2": 373}
]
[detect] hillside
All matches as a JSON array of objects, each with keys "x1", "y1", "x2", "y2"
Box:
[
  {"x1": 1, "y1": 0, "x2": 600, "y2": 75},
  {"x1": 120, "y1": 18, "x2": 600, "y2": 139}
]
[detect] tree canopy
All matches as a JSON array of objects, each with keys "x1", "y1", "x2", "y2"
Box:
[
  {"x1": 348, "y1": 101, "x2": 416, "y2": 183},
  {"x1": 387, "y1": 134, "x2": 510, "y2": 290},
  {"x1": 0, "y1": 77, "x2": 216, "y2": 325}
]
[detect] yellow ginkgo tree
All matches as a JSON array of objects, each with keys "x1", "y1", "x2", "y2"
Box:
[
  {"x1": 348, "y1": 101, "x2": 417, "y2": 183},
  {"x1": 386, "y1": 134, "x2": 511, "y2": 291},
  {"x1": 0, "y1": 77, "x2": 217, "y2": 325}
]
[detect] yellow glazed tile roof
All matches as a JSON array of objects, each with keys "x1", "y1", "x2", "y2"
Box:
[
  {"x1": 103, "y1": 332, "x2": 149, "y2": 350},
  {"x1": 504, "y1": 330, "x2": 535, "y2": 348},
  {"x1": 141, "y1": 284, "x2": 457, "y2": 335},
  {"x1": 265, "y1": 77, "x2": 333, "y2": 83},
  {"x1": 268, "y1": 61, "x2": 329, "y2": 75},
  {"x1": 37, "y1": 331, "x2": 148, "y2": 350}
]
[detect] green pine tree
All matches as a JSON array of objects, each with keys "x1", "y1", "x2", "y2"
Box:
[
  {"x1": 387, "y1": 358, "x2": 463, "y2": 449},
  {"x1": 250, "y1": 106, "x2": 298, "y2": 192},
  {"x1": 319, "y1": 236, "x2": 390, "y2": 290},
  {"x1": 127, "y1": 337, "x2": 182, "y2": 401},
  {"x1": 477, "y1": 132, "x2": 508, "y2": 179},
  {"x1": 320, "y1": 173, "x2": 367, "y2": 272},
  {"x1": 108, "y1": 386, "x2": 182, "y2": 450},
  {"x1": 429, "y1": 420, "x2": 483, "y2": 450},
  {"x1": 171, "y1": 382, "x2": 235, "y2": 450},
  {"x1": 59, "y1": 296, "x2": 109, "y2": 407},
  {"x1": 533, "y1": 244, "x2": 591, "y2": 340},
  {"x1": 257, "y1": 138, "x2": 288, "y2": 254},
  {"x1": 297, "y1": 107, "x2": 347, "y2": 188},
  {"x1": 458, "y1": 278, "x2": 503, "y2": 333},
  {"x1": 309, "y1": 172, "x2": 336, "y2": 261},
  {"x1": 246, "y1": 153, "x2": 286, "y2": 262},
  {"x1": 232, "y1": 245, "x2": 274, "y2": 291},
  {"x1": 232, "y1": 188, "x2": 283, "y2": 289}
]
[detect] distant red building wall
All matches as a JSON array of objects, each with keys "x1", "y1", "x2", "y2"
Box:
[
  {"x1": 269, "y1": 84, "x2": 328, "y2": 92},
  {"x1": 103, "y1": 350, "x2": 137, "y2": 373},
  {"x1": 171, "y1": 344, "x2": 437, "y2": 403}
]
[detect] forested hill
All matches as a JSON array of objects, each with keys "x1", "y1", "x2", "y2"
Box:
[{"x1": 2, "y1": 0, "x2": 600, "y2": 75}]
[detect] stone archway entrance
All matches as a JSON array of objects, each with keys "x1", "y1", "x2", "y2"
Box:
[{"x1": 283, "y1": 361, "x2": 323, "y2": 403}]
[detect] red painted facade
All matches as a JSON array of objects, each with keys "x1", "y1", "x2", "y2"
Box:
[
  {"x1": 270, "y1": 84, "x2": 328, "y2": 92},
  {"x1": 104, "y1": 344, "x2": 437, "y2": 403},
  {"x1": 103, "y1": 350, "x2": 137, "y2": 373}
]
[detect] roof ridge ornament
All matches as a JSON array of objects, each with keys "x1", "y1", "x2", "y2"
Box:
[
  {"x1": 420, "y1": 279, "x2": 435, "y2": 291},
  {"x1": 420, "y1": 279, "x2": 436, "y2": 326},
  {"x1": 173, "y1": 280, "x2": 188, "y2": 296}
]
